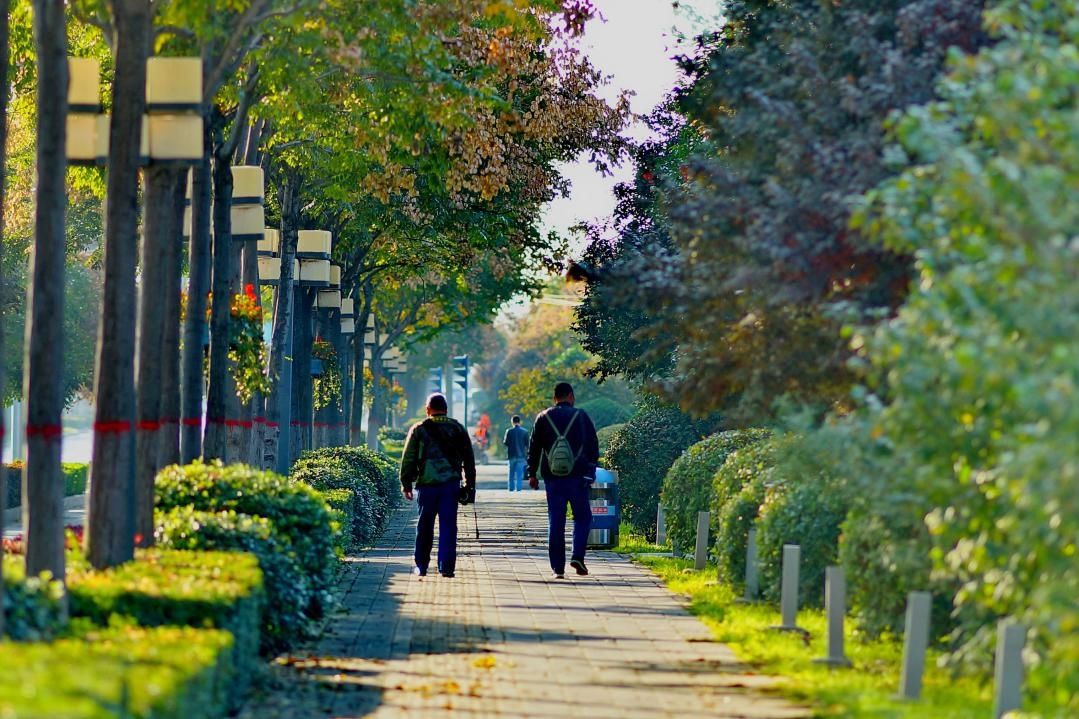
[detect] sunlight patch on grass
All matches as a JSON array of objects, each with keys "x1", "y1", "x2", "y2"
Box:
[{"x1": 637, "y1": 555, "x2": 997, "y2": 719}]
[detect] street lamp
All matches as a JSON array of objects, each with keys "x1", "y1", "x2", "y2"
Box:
[
  {"x1": 145, "y1": 57, "x2": 203, "y2": 165},
  {"x1": 66, "y1": 58, "x2": 101, "y2": 166},
  {"x1": 231, "y1": 166, "x2": 265, "y2": 241}
]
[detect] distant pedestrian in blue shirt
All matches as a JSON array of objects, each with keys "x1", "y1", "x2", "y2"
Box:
[{"x1": 503, "y1": 415, "x2": 529, "y2": 492}]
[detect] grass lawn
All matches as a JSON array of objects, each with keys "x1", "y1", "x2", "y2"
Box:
[{"x1": 633, "y1": 554, "x2": 1002, "y2": 719}]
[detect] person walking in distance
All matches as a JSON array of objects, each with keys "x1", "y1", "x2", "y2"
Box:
[
  {"x1": 503, "y1": 415, "x2": 529, "y2": 492},
  {"x1": 527, "y1": 382, "x2": 600, "y2": 579},
  {"x1": 400, "y1": 393, "x2": 476, "y2": 578}
]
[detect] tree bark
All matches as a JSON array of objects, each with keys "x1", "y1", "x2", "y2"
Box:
[
  {"x1": 224, "y1": 238, "x2": 245, "y2": 461},
  {"x1": 203, "y1": 134, "x2": 234, "y2": 461},
  {"x1": 267, "y1": 174, "x2": 298, "y2": 473},
  {"x1": 291, "y1": 289, "x2": 315, "y2": 459},
  {"x1": 87, "y1": 0, "x2": 151, "y2": 570},
  {"x1": 350, "y1": 283, "x2": 372, "y2": 446},
  {"x1": 366, "y1": 341, "x2": 384, "y2": 452},
  {"x1": 0, "y1": 0, "x2": 10, "y2": 636},
  {"x1": 180, "y1": 124, "x2": 213, "y2": 463},
  {"x1": 24, "y1": 0, "x2": 67, "y2": 581},
  {"x1": 135, "y1": 165, "x2": 184, "y2": 545},
  {"x1": 242, "y1": 124, "x2": 264, "y2": 465},
  {"x1": 157, "y1": 173, "x2": 186, "y2": 469}
]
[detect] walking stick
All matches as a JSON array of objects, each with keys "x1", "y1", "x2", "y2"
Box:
[{"x1": 473, "y1": 499, "x2": 479, "y2": 541}]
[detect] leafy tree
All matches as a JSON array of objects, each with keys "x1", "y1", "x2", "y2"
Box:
[
  {"x1": 849, "y1": 1, "x2": 1079, "y2": 700},
  {"x1": 578, "y1": 0, "x2": 986, "y2": 424}
]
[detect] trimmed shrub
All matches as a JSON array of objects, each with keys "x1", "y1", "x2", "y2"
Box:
[
  {"x1": 4, "y1": 462, "x2": 88, "y2": 508},
  {"x1": 756, "y1": 473, "x2": 847, "y2": 609},
  {"x1": 661, "y1": 429, "x2": 769, "y2": 553},
  {"x1": 714, "y1": 474, "x2": 768, "y2": 588},
  {"x1": 1, "y1": 555, "x2": 65, "y2": 641},
  {"x1": 154, "y1": 508, "x2": 310, "y2": 654},
  {"x1": 578, "y1": 398, "x2": 632, "y2": 429},
  {"x1": 320, "y1": 488, "x2": 357, "y2": 552},
  {"x1": 67, "y1": 548, "x2": 263, "y2": 708},
  {"x1": 155, "y1": 461, "x2": 337, "y2": 613},
  {"x1": 377, "y1": 426, "x2": 407, "y2": 443},
  {"x1": 0, "y1": 624, "x2": 235, "y2": 719},
  {"x1": 605, "y1": 402, "x2": 710, "y2": 537},
  {"x1": 292, "y1": 445, "x2": 400, "y2": 546},
  {"x1": 596, "y1": 423, "x2": 624, "y2": 459}
]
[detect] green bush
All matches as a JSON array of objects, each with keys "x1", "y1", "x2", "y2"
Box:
[
  {"x1": 596, "y1": 423, "x2": 624, "y2": 459},
  {"x1": 377, "y1": 426, "x2": 407, "y2": 443},
  {"x1": 319, "y1": 488, "x2": 356, "y2": 552},
  {"x1": 153, "y1": 508, "x2": 310, "y2": 654},
  {"x1": 292, "y1": 445, "x2": 400, "y2": 546},
  {"x1": 714, "y1": 474, "x2": 767, "y2": 588},
  {"x1": 756, "y1": 476, "x2": 847, "y2": 608},
  {"x1": 4, "y1": 462, "x2": 88, "y2": 508},
  {"x1": 0, "y1": 624, "x2": 235, "y2": 719},
  {"x1": 155, "y1": 461, "x2": 337, "y2": 615},
  {"x1": 67, "y1": 548, "x2": 262, "y2": 708},
  {"x1": 605, "y1": 401, "x2": 710, "y2": 537},
  {"x1": 1, "y1": 555, "x2": 65, "y2": 641},
  {"x1": 661, "y1": 429, "x2": 770, "y2": 553},
  {"x1": 578, "y1": 397, "x2": 632, "y2": 429}
]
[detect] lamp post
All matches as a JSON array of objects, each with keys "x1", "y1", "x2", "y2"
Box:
[
  {"x1": 258, "y1": 230, "x2": 299, "y2": 474},
  {"x1": 294, "y1": 232, "x2": 331, "y2": 456}
]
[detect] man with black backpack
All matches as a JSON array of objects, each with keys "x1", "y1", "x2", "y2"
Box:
[
  {"x1": 527, "y1": 382, "x2": 600, "y2": 579},
  {"x1": 400, "y1": 393, "x2": 476, "y2": 579}
]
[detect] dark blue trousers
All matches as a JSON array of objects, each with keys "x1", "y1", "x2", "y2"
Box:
[
  {"x1": 415, "y1": 482, "x2": 459, "y2": 574},
  {"x1": 545, "y1": 477, "x2": 593, "y2": 574}
]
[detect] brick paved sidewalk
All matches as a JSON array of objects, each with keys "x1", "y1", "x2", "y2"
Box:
[{"x1": 240, "y1": 465, "x2": 808, "y2": 718}]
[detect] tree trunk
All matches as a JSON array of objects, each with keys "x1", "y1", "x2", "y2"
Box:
[
  {"x1": 87, "y1": 0, "x2": 151, "y2": 570},
  {"x1": 157, "y1": 173, "x2": 186, "y2": 469},
  {"x1": 242, "y1": 125, "x2": 264, "y2": 466},
  {"x1": 367, "y1": 344, "x2": 384, "y2": 452},
  {"x1": 350, "y1": 284, "x2": 372, "y2": 446},
  {"x1": 180, "y1": 125, "x2": 212, "y2": 463},
  {"x1": 291, "y1": 289, "x2": 314, "y2": 459},
  {"x1": 0, "y1": 0, "x2": 10, "y2": 637},
  {"x1": 135, "y1": 165, "x2": 184, "y2": 545},
  {"x1": 224, "y1": 239, "x2": 245, "y2": 462},
  {"x1": 330, "y1": 313, "x2": 346, "y2": 446},
  {"x1": 203, "y1": 138, "x2": 234, "y2": 460},
  {"x1": 267, "y1": 175, "x2": 298, "y2": 473},
  {"x1": 24, "y1": 0, "x2": 67, "y2": 582}
]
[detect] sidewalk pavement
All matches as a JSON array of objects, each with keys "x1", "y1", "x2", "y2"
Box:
[{"x1": 240, "y1": 464, "x2": 809, "y2": 718}]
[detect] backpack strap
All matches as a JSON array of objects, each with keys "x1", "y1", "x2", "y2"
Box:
[{"x1": 544, "y1": 408, "x2": 579, "y2": 439}]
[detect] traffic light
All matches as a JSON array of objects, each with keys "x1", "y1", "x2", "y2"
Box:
[{"x1": 428, "y1": 367, "x2": 443, "y2": 394}]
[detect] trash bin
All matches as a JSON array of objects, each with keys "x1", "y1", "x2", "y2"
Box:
[{"x1": 587, "y1": 468, "x2": 620, "y2": 549}]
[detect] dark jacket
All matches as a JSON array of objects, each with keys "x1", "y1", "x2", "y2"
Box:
[
  {"x1": 503, "y1": 425, "x2": 529, "y2": 460},
  {"x1": 400, "y1": 415, "x2": 477, "y2": 493},
  {"x1": 527, "y1": 402, "x2": 600, "y2": 481}
]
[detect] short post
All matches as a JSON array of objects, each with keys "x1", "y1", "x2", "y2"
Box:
[
  {"x1": 814, "y1": 566, "x2": 851, "y2": 667},
  {"x1": 694, "y1": 511, "x2": 710, "y2": 570},
  {"x1": 898, "y1": 591, "x2": 932, "y2": 700},
  {"x1": 656, "y1": 504, "x2": 667, "y2": 546},
  {"x1": 744, "y1": 527, "x2": 759, "y2": 601},
  {"x1": 770, "y1": 544, "x2": 804, "y2": 632},
  {"x1": 992, "y1": 621, "x2": 1026, "y2": 719}
]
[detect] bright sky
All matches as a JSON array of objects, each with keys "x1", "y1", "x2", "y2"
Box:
[{"x1": 540, "y1": 0, "x2": 721, "y2": 247}]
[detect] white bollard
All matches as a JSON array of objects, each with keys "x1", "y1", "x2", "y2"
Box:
[
  {"x1": 656, "y1": 504, "x2": 667, "y2": 546},
  {"x1": 992, "y1": 621, "x2": 1026, "y2": 719},
  {"x1": 814, "y1": 566, "x2": 851, "y2": 667},
  {"x1": 744, "y1": 527, "x2": 759, "y2": 601},
  {"x1": 775, "y1": 544, "x2": 802, "y2": 631},
  {"x1": 694, "y1": 511, "x2": 710, "y2": 570},
  {"x1": 898, "y1": 591, "x2": 932, "y2": 700}
]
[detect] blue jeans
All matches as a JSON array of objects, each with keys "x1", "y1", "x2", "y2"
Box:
[
  {"x1": 544, "y1": 477, "x2": 593, "y2": 574},
  {"x1": 415, "y1": 482, "x2": 459, "y2": 574},
  {"x1": 507, "y1": 458, "x2": 526, "y2": 491}
]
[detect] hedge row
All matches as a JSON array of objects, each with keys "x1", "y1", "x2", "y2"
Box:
[
  {"x1": 4, "y1": 463, "x2": 88, "y2": 509},
  {"x1": 3, "y1": 448, "x2": 400, "y2": 717}
]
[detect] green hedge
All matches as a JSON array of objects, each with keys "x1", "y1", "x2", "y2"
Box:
[
  {"x1": 661, "y1": 429, "x2": 769, "y2": 553},
  {"x1": 0, "y1": 625, "x2": 234, "y2": 719},
  {"x1": 153, "y1": 508, "x2": 310, "y2": 654},
  {"x1": 714, "y1": 474, "x2": 768, "y2": 588},
  {"x1": 155, "y1": 461, "x2": 338, "y2": 615},
  {"x1": 319, "y1": 488, "x2": 357, "y2": 552},
  {"x1": 292, "y1": 445, "x2": 400, "y2": 547},
  {"x1": 577, "y1": 398, "x2": 632, "y2": 430},
  {"x1": 605, "y1": 402, "x2": 709, "y2": 537},
  {"x1": 1, "y1": 555, "x2": 65, "y2": 642},
  {"x1": 596, "y1": 423, "x2": 624, "y2": 459},
  {"x1": 67, "y1": 549, "x2": 262, "y2": 709},
  {"x1": 4, "y1": 462, "x2": 88, "y2": 508}
]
